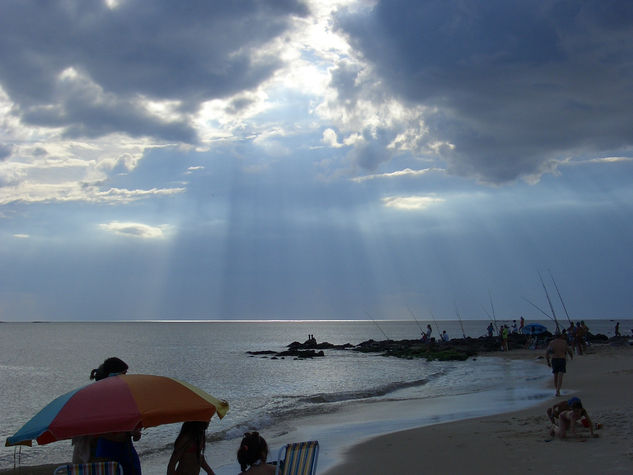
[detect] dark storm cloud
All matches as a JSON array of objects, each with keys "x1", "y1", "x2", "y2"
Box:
[
  {"x1": 0, "y1": 0, "x2": 308, "y2": 142},
  {"x1": 329, "y1": 60, "x2": 365, "y2": 110},
  {"x1": 337, "y1": 0, "x2": 633, "y2": 183}
]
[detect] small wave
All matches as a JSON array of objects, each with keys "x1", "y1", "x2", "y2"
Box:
[
  {"x1": 297, "y1": 378, "x2": 429, "y2": 403},
  {"x1": 293, "y1": 369, "x2": 447, "y2": 404}
]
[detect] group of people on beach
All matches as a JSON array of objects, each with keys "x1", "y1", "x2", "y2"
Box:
[
  {"x1": 564, "y1": 320, "x2": 590, "y2": 355},
  {"x1": 74, "y1": 357, "x2": 277, "y2": 475},
  {"x1": 69, "y1": 319, "x2": 619, "y2": 470},
  {"x1": 485, "y1": 315, "x2": 526, "y2": 351}
]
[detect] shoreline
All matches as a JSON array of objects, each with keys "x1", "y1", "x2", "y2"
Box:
[
  {"x1": 4, "y1": 343, "x2": 632, "y2": 474},
  {"x1": 323, "y1": 343, "x2": 633, "y2": 474}
]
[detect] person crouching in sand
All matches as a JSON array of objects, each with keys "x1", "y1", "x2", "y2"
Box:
[
  {"x1": 547, "y1": 397, "x2": 600, "y2": 438},
  {"x1": 549, "y1": 402, "x2": 599, "y2": 440},
  {"x1": 237, "y1": 432, "x2": 275, "y2": 475}
]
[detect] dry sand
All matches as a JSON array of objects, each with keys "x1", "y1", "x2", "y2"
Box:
[
  {"x1": 324, "y1": 342, "x2": 633, "y2": 474},
  {"x1": 5, "y1": 343, "x2": 633, "y2": 474}
]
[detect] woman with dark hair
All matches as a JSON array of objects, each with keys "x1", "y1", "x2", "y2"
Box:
[
  {"x1": 73, "y1": 356, "x2": 132, "y2": 464},
  {"x1": 237, "y1": 432, "x2": 275, "y2": 474},
  {"x1": 90, "y1": 357, "x2": 129, "y2": 381},
  {"x1": 167, "y1": 421, "x2": 215, "y2": 475},
  {"x1": 88, "y1": 357, "x2": 143, "y2": 474}
]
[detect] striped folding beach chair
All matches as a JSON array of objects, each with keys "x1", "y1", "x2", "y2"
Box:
[
  {"x1": 53, "y1": 461, "x2": 123, "y2": 475},
  {"x1": 274, "y1": 440, "x2": 319, "y2": 475}
]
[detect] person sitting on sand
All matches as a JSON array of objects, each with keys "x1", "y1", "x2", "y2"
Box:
[
  {"x1": 237, "y1": 432, "x2": 275, "y2": 475},
  {"x1": 545, "y1": 333, "x2": 573, "y2": 396},
  {"x1": 547, "y1": 397, "x2": 600, "y2": 437},
  {"x1": 167, "y1": 421, "x2": 215, "y2": 475}
]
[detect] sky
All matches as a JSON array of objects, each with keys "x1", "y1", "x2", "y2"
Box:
[{"x1": 1, "y1": 0, "x2": 632, "y2": 322}]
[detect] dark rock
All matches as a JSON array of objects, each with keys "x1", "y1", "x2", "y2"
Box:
[
  {"x1": 277, "y1": 349, "x2": 325, "y2": 358},
  {"x1": 249, "y1": 334, "x2": 547, "y2": 362},
  {"x1": 288, "y1": 340, "x2": 351, "y2": 350}
]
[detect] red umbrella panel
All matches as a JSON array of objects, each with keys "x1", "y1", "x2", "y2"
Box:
[{"x1": 6, "y1": 374, "x2": 229, "y2": 447}]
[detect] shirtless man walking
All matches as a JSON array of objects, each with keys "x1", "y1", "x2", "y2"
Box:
[{"x1": 545, "y1": 332, "x2": 573, "y2": 397}]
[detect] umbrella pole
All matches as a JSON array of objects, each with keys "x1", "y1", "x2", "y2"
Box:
[{"x1": 13, "y1": 446, "x2": 22, "y2": 470}]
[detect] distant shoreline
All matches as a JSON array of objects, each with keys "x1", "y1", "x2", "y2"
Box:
[{"x1": 1, "y1": 318, "x2": 631, "y2": 324}]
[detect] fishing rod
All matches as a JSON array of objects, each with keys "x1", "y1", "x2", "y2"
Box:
[
  {"x1": 365, "y1": 311, "x2": 390, "y2": 341},
  {"x1": 539, "y1": 271, "x2": 561, "y2": 333},
  {"x1": 429, "y1": 309, "x2": 441, "y2": 336},
  {"x1": 548, "y1": 269, "x2": 572, "y2": 325},
  {"x1": 521, "y1": 296, "x2": 555, "y2": 322},
  {"x1": 481, "y1": 304, "x2": 497, "y2": 335},
  {"x1": 488, "y1": 291, "x2": 499, "y2": 333},
  {"x1": 408, "y1": 307, "x2": 425, "y2": 334},
  {"x1": 454, "y1": 303, "x2": 466, "y2": 339}
]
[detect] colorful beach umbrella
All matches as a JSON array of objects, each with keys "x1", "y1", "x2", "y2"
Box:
[{"x1": 5, "y1": 374, "x2": 229, "y2": 447}]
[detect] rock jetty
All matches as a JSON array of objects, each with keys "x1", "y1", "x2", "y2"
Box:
[{"x1": 247, "y1": 331, "x2": 614, "y2": 361}]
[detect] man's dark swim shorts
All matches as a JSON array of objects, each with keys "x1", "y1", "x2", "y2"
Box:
[{"x1": 551, "y1": 357, "x2": 566, "y2": 373}]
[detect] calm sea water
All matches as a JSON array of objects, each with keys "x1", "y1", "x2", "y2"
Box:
[{"x1": 0, "y1": 319, "x2": 628, "y2": 472}]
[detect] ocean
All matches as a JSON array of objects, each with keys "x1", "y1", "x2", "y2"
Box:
[{"x1": 0, "y1": 319, "x2": 627, "y2": 473}]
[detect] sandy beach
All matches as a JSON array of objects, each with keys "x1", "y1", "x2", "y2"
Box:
[
  {"x1": 4, "y1": 341, "x2": 632, "y2": 474},
  {"x1": 324, "y1": 342, "x2": 633, "y2": 474}
]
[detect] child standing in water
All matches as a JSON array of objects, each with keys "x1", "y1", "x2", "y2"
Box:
[{"x1": 167, "y1": 421, "x2": 215, "y2": 475}]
